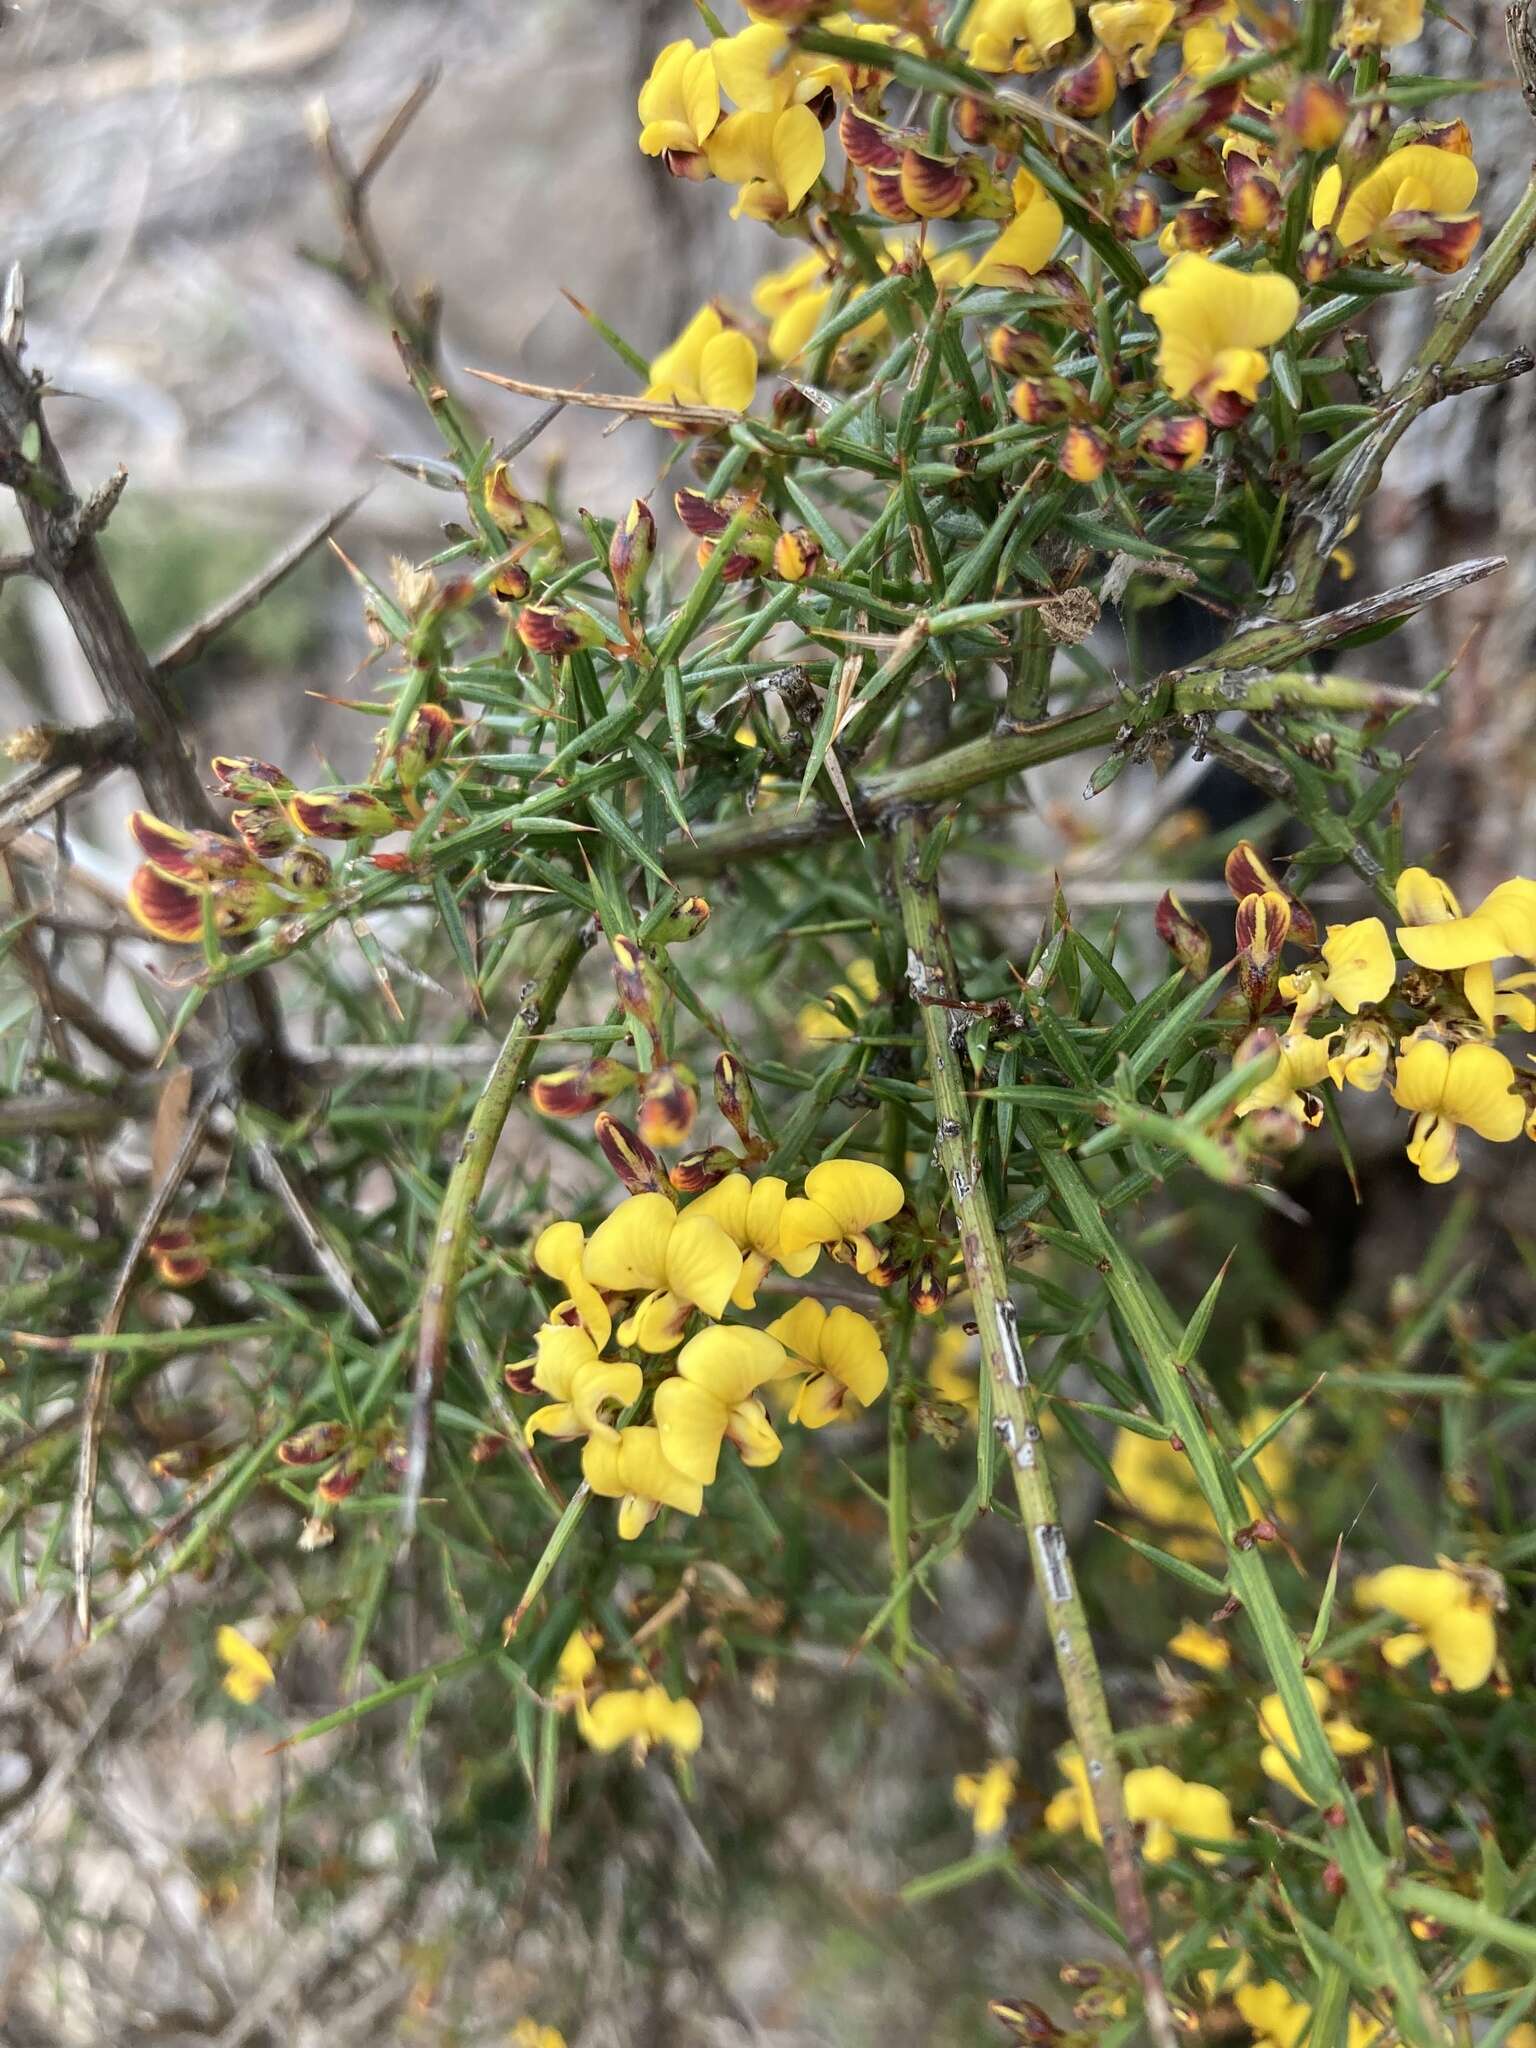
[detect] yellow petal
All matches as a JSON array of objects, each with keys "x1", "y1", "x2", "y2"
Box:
[
  {"x1": 1356, "y1": 1563, "x2": 1465, "y2": 1626},
  {"x1": 676, "y1": 1323, "x2": 786, "y2": 1403},
  {"x1": 662, "y1": 1212, "x2": 745, "y2": 1319},
  {"x1": 1311, "y1": 162, "x2": 1343, "y2": 229},
  {"x1": 531, "y1": 1322, "x2": 600, "y2": 1399},
  {"x1": 967, "y1": 192, "x2": 1064, "y2": 283},
  {"x1": 216, "y1": 1625, "x2": 274, "y2": 1701},
  {"x1": 1381, "y1": 1629, "x2": 1430, "y2": 1668},
  {"x1": 1320, "y1": 916, "x2": 1394, "y2": 1012},
  {"x1": 645, "y1": 1687, "x2": 705, "y2": 1754},
  {"x1": 726, "y1": 1394, "x2": 783, "y2": 1467},
  {"x1": 681, "y1": 44, "x2": 721, "y2": 144},
  {"x1": 771, "y1": 103, "x2": 826, "y2": 214},
  {"x1": 1168, "y1": 1621, "x2": 1230, "y2": 1671},
  {"x1": 1336, "y1": 144, "x2": 1479, "y2": 249},
  {"x1": 690, "y1": 1173, "x2": 752, "y2": 1246},
  {"x1": 1391, "y1": 1037, "x2": 1452, "y2": 1117},
  {"x1": 1441, "y1": 1042, "x2": 1523, "y2": 1141},
  {"x1": 1138, "y1": 254, "x2": 1299, "y2": 401},
  {"x1": 581, "y1": 1689, "x2": 651, "y2": 1751},
  {"x1": 1428, "y1": 1603, "x2": 1497, "y2": 1690},
  {"x1": 705, "y1": 110, "x2": 775, "y2": 186},
  {"x1": 765, "y1": 1295, "x2": 830, "y2": 1370},
  {"x1": 713, "y1": 22, "x2": 793, "y2": 112},
  {"x1": 620, "y1": 1288, "x2": 692, "y2": 1354},
  {"x1": 698, "y1": 329, "x2": 758, "y2": 412},
  {"x1": 1395, "y1": 864, "x2": 1461, "y2": 923},
  {"x1": 525, "y1": 1400, "x2": 582, "y2": 1443},
  {"x1": 820, "y1": 1305, "x2": 889, "y2": 1405},
  {"x1": 803, "y1": 1159, "x2": 905, "y2": 1233},
  {"x1": 1396, "y1": 910, "x2": 1508, "y2": 971},
  {"x1": 1482, "y1": 877, "x2": 1536, "y2": 957},
  {"x1": 583, "y1": 1192, "x2": 676, "y2": 1293},
  {"x1": 570, "y1": 1359, "x2": 643, "y2": 1438},
  {"x1": 653, "y1": 1375, "x2": 729, "y2": 1484}
]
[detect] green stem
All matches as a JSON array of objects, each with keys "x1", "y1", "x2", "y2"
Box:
[
  {"x1": 1024, "y1": 1134, "x2": 1448, "y2": 2048},
  {"x1": 893, "y1": 817, "x2": 1178, "y2": 2048}
]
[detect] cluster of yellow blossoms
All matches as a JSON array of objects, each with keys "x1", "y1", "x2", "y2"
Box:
[
  {"x1": 636, "y1": 0, "x2": 1482, "y2": 488},
  {"x1": 510, "y1": 1160, "x2": 902, "y2": 1539},
  {"x1": 1163, "y1": 846, "x2": 1536, "y2": 1182}
]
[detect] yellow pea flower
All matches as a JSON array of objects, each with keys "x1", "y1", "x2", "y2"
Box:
[
  {"x1": 532, "y1": 1219, "x2": 611, "y2": 1349},
  {"x1": 582, "y1": 1425, "x2": 703, "y2": 1540},
  {"x1": 637, "y1": 39, "x2": 720, "y2": 169},
  {"x1": 799, "y1": 955, "x2": 881, "y2": 1042},
  {"x1": 1046, "y1": 1748, "x2": 1238, "y2": 1862},
  {"x1": 959, "y1": 0, "x2": 1076, "y2": 75},
  {"x1": 1327, "y1": 1016, "x2": 1391, "y2": 1095},
  {"x1": 1356, "y1": 1560, "x2": 1500, "y2": 1691},
  {"x1": 1167, "y1": 1621, "x2": 1230, "y2": 1672},
  {"x1": 1138, "y1": 253, "x2": 1300, "y2": 426},
  {"x1": 1280, "y1": 916, "x2": 1395, "y2": 1030},
  {"x1": 1114, "y1": 1407, "x2": 1296, "y2": 1559},
  {"x1": 1390, "y1": 1035, "x2": 1523, "y2": 1184},
  {"x1": 510, "y1": 2021, "x2": 567, "y2": 2048},
  {"x1": 688, "y1": 1172, "x2": 820, "y2": 1307},
  {"x1": 643, "y1": 305, "x2": 759, "y2": 416},
  {"x1": 216, "y1": 1625, "x2": 275, "y2": 1705},
  {"x1": 1331, "y1": 142, "x2": 1479, "y2": 249},
  {"x1": 581, "y1": 1682, "x2": 703, "y2": 1760},
  {"x1": 966, "y1": 167, "x2": 1065, "y2": 284},
  {"x1": 1234, "y1": 1029, "x2": 1336, "y2": 1125},
  {"x1": 928, "y1": 1324, "x2": 979, "y2": 1422},
  {"x1": 953, "y1": 1757, "x2": 1018, "y2": 1837},
  {"x1": 652, "y1": 1325, "x2": 787, "y2": 1484},
  {"x1": 764, "y1": 1297, "x2": 889, "y2": 1427},
  {"x1": 1258, "y1": 1678, "x2": 1371, "y2": 1803},
  {"x1": 1090, "y1": 0, "x2": 1177, "y2": 77},
  {"x1": 521, "y1": 1324, "x2": 642, "y2": 1445},
  {"x1": 582, "y1": 1191, "x2": 743, "y2": 1352},
  {"x1": 705, "y1": 105, "x2": 825, "y2": 221},
  {"x1": 712, "y1": 22, "x2": 843, "y2": 113},
  {"x1": 551, "y1": 1625, "x2": 600, "y2": 1713},
  {"x1": 1336, "y1": 0, "x2": 1424, "y2": 53},
  {"x1": 778, "y1": 1160, "x2": 905, "y2": 1275},
  {"x1": 1461, "y1": 1959, "x2": 1536, "y2": 2048},
  {"x1": 1395, "y1": 867, "x2": 1536, "y2": 1029}
]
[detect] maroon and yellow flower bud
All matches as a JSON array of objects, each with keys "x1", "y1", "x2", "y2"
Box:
[
  {"x1": 1030, "y1": 263, "x2": 1094, "y2": 333},
  {"x1": 230, "y1": 806, "x2": 296, "y2": 859},
  {"x1": 1133, "y1": 78, "x2": 1240, "y2": 171},
  {"x1": 1225, "y1": 839, "x2": 1317, "y2": 945},
  {"x1": 594, "y1": 1110, "x2": 669, "y2": 1196},
  {"x1": 865, "y1": 168, "x2": 919, "y2": 222},
  {"x1": 713, "y1": 1050, "x2": 755, "y2": 1149},
  {"x1": 480, "y1": 463, "x2": 562, "y2": 569},
  {"x1": 1376, "y1": 210, "x2": 1481, "y2": 274},
  {"x1": 674, "y1": 488, "x2": 775, "y2": 549},
  {"x1": 1298, "y1": 228, "x2": 1343, "y2": 284},
  {"x1": 988, "y1": 324, "x2": 1052, "y2": 377},
  {"x1": 652, "y1": 894, "x2": 711, "y2": 944},
  {"x1": 529, "y1": 1056, "x2": 637, "y2": 1119},
  {"x1": 609, "y1": 933, "x2": 662, "y2": 1029},
  {"x1": 772, "y1": 527, "x2": 823, "y2": 584},
  {"x1": 955, "y1": 94, "x2": 1017, "y2": 149},
  {"x1": 317, "y1": 1448, "x2": 373, "y2": 1504},
  {"x1": 491, "y1": 562, "x2": 532, "y2": 604},
  {"x1": 1114, "y1": 184, "x2": 1162, "y2": 242},
  {"x1": 839, "y1": 103, "x2": 905, "y2": 171},
  {"x1": 1009, "y1": 377, "x2": 1072, "y2": 426},
  {"x1": 287, "y1": 788, "x2": 400, "y2": 840},
  {"x1": 1396, "y1": 116, "x2": 1474, "y2": 157},
  {"x1": 515, "y1": 603, "x2": 612, "y2": 658},
  {"x1": 149, "y1": 1225, "x2": 209, "y2": 1289},
  {"x1": 278, "y1": 846, "x2": 334, "y2": 897},
  {"x1": 127, "y1": 864, "x2": 207, "y2": 943},
  {"x1": 1336, "y1": 99, "x2": 1391, "y2": 185},
  {"x1": 1137, "y1": 414, "x2": 1209, "y2": 472},
  {"x1": 469, "y1": 1431, "x2": 509, "y2": 1464},
  {"x1": 1058, "y1": 424, "x2": 1111, "y2": 485},
  {"x1": 637, "y1": 1062, "x2": 699, "y2": 1151},
  {"x1": 1226, "y1": 158, "x2": 1283, "y2": 238},
  {"x1": 1154, "y1": 888, "x2": 1212, "y2": 975},
  {"x1": 394, "y1": 702, "x2": 455, "y2": 790},
  {"x1": 130, "y1": 810, "x2": 252, "y2": 883},
  {"x1": 861, "y1": 1251, "x2": 907, "y2": 1289},
  {"x1": 1235, "y1": 888, "x2": 1293, "y2": 1015},
  {"x1": 1278, "y1": 78, "x2": 1348, "y2": 156},
  {"x1": 609, "y1": 497, "x2": 657, "y2": 607},
  {"x1": 668, "y1": 1143, "x2": 742, "y2": 1194},
  {"x1": 209, "y1": 756, "x2": 293, "y2": 801},
  {"x1": 277, "y1": 1422, "x2": 351, "y2": 1468},
  {"x1": 1169, "y1": 196, "x2": 1229, "y2": 254},
  {"x1": 1054, "y1": 46, "x2": 1117, "y2": 119},
  {"x1": 907, "y1": 1252, "x2": 947, "y2": 1317},
  {"x1": 899, "y1": 147, "x2": 974, "y2": 220}
]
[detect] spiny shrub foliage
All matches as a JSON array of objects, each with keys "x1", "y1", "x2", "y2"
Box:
[{"x1": 8, "y1": 0, "x2": 1536, "y2": 2042}]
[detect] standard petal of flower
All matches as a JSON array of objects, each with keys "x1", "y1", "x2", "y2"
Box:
[
  {"x1": 1320, "y1": 917, "x2": 1394, "y2": 1011},
  {"x1": 802, "y1": 1160, "x2": 904, "y2": 1232},
  {"x1": 653, "y1": 1375, "x2": 729, "y2": 1484},
  {"x1": 697, "y1": 329, "x2": 758, "y2": 411},
  {"x1": 1395, "y1": 910, "x2": 1507, "y2": 971},
  {"x1": 662, "y1": 1213, "x2": 744, "y2": 1318},
  {"x1": 1429, "y1": 1603, "x2": 1497, "y2": 1690},
  {"x1": 821, "y1": 1306, "x2": 889, "y2": 1406},
  {"x1": 583, "y1": 1192, "x2": 676, "y2": 1292},
  {"x1": 1355, "y1": 1563, "x2": 1465, "y2": 1626},
  {"x1": 772, "y1": 103, "x2": 827, "y2": 212},
  {"x1": 1442, "y1": 1043, "x2": 1523, "y2": 1142},
  {"x1": 1390, "y1": 1037, "x2": 1452, "y2": 1117},
  {"x1": 677, "y1": 1323, "x2": 785, "y2": 1402},
  {"x1": 764, "y1": 1295, "x2": 829, "y2": 1370}
]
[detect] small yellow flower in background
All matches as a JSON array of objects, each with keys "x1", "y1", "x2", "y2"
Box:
[
  {"x1": 1258, "y1": 1677, "x2": 1371, "y2": 1803},
  {"x1": 1395, "y1": 867, "x2": 1536, "y2": 1030},
  {"x1": 953, "y1": 1757, "x2": 1018, "y2": 1838},
  {"x1": 1138, "y1": 254, "x2": 1300, "y2": 426},
  {"x1": 1390, "y1": 1035, "x2": 1523, "y2": 1184},
  {"x1": 706, "y1": 105, "x2": 826, "y2": 221},
  {"x1": 216, "y1": 1626, "x2": 275, "y2": 1705},
  {"x1": 551, "y1": 1626, "x2": 600, "y2": 1714},
  {"x1": 520, "y1": 1324, "x2": 641, "y2": 1445},
  {"x1": 1237, "y1": 1981, "x2": 1381, "y2": 2048},
  {"x1": 652, "y1": 1326, "x2": 786, "y2": 1484},
  {"x1": 966, "y1": 167, "x2": 1064, "y2": 284},
  {"x1": 1046, "y1": 1748, "x2": 1239, "y2": 1863},
  {"x1": 928, "y1": 1324, "x2": 979, "y2": 1423},
  {"x1": 959, "y1": 0, "x2": 1075, "y2": 73},
  {"x1": 1336, "y1": 0, "x2": 1424, "y2": 53},
  {"x1": 644, "y1": 305, "x2": 758, "y2": 416},
  {"x1": 1167, "y1": 1621, "x2": 1230, "y2": 1672},
  {"x1": 689, "y1": 1172, "x2": 820, "y2": 1307},
  {"x1": 580, "y1": 1683, "x2": 703, "y2": 1760},
  {"x1": 778, "y1": 1160, "x2": 905, "y2": 1275},
  {"x1": 1461, "y1": 1959, "x2": 1536, "y2": 2048},
  {"x1": 765, "y1": 1297, "x2": 889, "y2": 1427},
  {"x1": 636, "y1": 39, "x2": 719, "y2": 170},
  {"x1": 582, "y1": 1425, "x2": 703, "y2": 1540},
  {"x1": 510, "y1": 2020, "x2": 566, "y2": 2048},
  {"x1": 1091, "y1": 0, "x2": 1176, "y2": 76},
  {"x1": 1113, "y1": 1408, "x2": 1295, "y2": 1559},
  {"x1": 582, "y1": 1191, "x2": 743, "y2": 1351},
  {"x1": 1356, "y1": 1560, "x2": 1501, "y2": 1691},
  {"x1": 798, "y1": 955, "x2": 880, "y2": 1042}
]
